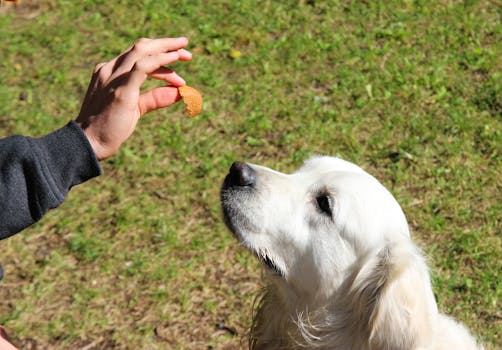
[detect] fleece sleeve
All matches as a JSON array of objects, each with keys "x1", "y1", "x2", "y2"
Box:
[{"x1": 0, "y1": 121, "x2": 102, "y2": 240}]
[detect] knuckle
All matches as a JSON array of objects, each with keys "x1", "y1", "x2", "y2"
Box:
[
  {"x1": 93, "y1": 62, "x2": 107, "y2": 75},
  {"x1": 133, "y1": 38, "x2": 150, "y2": 53},
  {"x1": 93, "y1": 63, "x2": 104, "y2": 73},
  {"x1": 132, "y1": 60, "x2": 148, "y2": 72},
  {"x1": 112, "y1": 86, "x2": 126, "y2": 101},
  {"x1": 97, "y1": 66, "x2": 109, "y2": 81}
]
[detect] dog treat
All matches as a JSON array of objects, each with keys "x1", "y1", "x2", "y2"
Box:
[{"x1": 178, "y1": 85, "x2": 203, "y2": 118}]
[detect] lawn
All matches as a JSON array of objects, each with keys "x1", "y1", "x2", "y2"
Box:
[{"x1": 0, "y1": 0, "x2": 500, "y2": 349}]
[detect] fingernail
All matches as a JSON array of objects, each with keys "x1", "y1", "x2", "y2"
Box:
[
  {"x1": 178, "y1": 49, "x2": 192, "y2": 59},
  {"x1": 175, "y1": 37, "x2": 188, "y2": 46}
]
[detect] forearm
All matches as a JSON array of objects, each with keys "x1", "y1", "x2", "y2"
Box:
[{"x1": 0, "y1": 121, "x2": 102, "y2": 239}]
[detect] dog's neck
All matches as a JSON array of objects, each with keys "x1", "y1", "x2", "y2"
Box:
[
  {"x1": 250, "y1": 281, "x2": 359, "y2": 350},
  {"x1": 249, "y1": 242, "x2": 439, "y2": 350}
]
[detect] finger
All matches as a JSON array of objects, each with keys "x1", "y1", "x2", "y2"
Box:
[
  {"x1": 126, "y1": 51, "x2": 181, "y2": 89},
  {"x1": 85, "y1": 62, "x2": 108, "y2": 90},
  {"x1": 177, "y1": 48, "x2": 192, "y2": 61},
  {"x1": 138, "y1": 86, "x2": 181, "y2": 116},
  {"x1": 94, "y1": 62, "x2": 107, "y2": 72},
  {"x1": 99, "y1": 46, "x2": 134, "y2": 80},
  {"x1": 148, "y1": 67, "x2": 186, "y2": 87},
  {"x1": 110, "y1": 37, "x2": 189, "y2": 80},
  {"x1": 135, "y1": 37, "x2": 189, "y2": 55}
]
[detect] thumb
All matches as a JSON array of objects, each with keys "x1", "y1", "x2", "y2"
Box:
[{"x1": 138, "y1": 86, "x2": 181, "y2": 116}]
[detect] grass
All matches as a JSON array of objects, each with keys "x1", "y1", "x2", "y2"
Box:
[{"x1": 0, "y1": 0, "x2": 500, "y2": 348}]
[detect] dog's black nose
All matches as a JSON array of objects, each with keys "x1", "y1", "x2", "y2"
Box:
[{"x1": 227, "y1": 162, "x2": 257, "y2": 187}]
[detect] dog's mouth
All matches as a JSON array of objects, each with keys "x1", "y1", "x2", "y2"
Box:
[{"x1": 256, "y1": 249, "x2": 284, "y2": 277}]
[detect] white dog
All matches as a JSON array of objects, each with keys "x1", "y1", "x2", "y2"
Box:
[{"x1": 220, "y1": 156, "x2": 482, "y2": 350}]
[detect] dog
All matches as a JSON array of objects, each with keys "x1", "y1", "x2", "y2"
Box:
[{"x1": 220, "y1": 156, "x2": 482, "y2": 350}]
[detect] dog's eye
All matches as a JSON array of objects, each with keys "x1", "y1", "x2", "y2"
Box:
[{"x1": 315, "y1": 194, "x2": 332, "y2": 216}]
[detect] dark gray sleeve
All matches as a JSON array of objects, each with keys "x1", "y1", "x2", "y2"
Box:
[{"x1": 0, "y1": 121, "x2": 102, "y2": 240}]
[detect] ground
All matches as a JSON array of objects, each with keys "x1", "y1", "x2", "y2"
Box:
[{"x1": 0, "y1": 0, "x2": 500, "y2": 349}]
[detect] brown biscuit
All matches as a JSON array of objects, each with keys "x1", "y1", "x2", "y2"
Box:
[{"x1": 178, "y1": 85, "x2": 203, "y2": 118}]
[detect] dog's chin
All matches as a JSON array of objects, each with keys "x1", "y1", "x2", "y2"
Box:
[
  {"x1": 221, "y1": 207, "x2": 250, "y2": 242},
  {"x1": 221, "y1": 192, "x2": 285, "y2": 277},
  {"x1": 227, "y1": 225, "x2": 285, "y2": 277},
  {"x1": 222, "y1": 211, "x2": 284, "y2": 277}
]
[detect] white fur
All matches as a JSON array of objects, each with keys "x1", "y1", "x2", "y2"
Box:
[{"x1": 221, "y1": 156, "x2": 482, "y2": 350}]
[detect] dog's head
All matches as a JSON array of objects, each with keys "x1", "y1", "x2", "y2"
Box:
[{"x1": 220, "y1": 156, "x2": 410, "y2": 301}]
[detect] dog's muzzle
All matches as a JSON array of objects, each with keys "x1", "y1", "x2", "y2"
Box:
[
  {"x1": 221, "y1": 162, "x2": 285, "y2": 277},
  {"x1": 221, "y1": 162, "x2": 258, "y2": 238}
]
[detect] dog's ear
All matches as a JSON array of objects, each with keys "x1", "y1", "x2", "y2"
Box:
[{"x1": 347, "y1": 241, "x2": 437, "y2": 349}]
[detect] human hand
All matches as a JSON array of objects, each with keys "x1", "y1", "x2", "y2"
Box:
[{"x1": 76, "y1": 37, "x2": 192, "y2": 160}]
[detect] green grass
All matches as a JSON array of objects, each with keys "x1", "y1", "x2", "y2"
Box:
[{"x1": 0, "y1": 0, "x2": 500, "y2": 349}]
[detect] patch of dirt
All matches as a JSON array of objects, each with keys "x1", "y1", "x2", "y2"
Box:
[{"x1": 0, "y1": 0, "x2": 52, "y2": 19}]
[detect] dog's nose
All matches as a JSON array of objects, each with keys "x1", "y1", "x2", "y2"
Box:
[{"x1": 227, "y1": 162, "x2": 257, "y2": 187}]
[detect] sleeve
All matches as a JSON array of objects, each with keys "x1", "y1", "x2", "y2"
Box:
[{"x1": 0, "y1": 121, "x2": 102, "y2": 240}]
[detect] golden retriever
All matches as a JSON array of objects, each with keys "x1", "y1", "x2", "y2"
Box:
[{"x1": 221, "y1": 156, "x2": 482, "y2": 350}]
